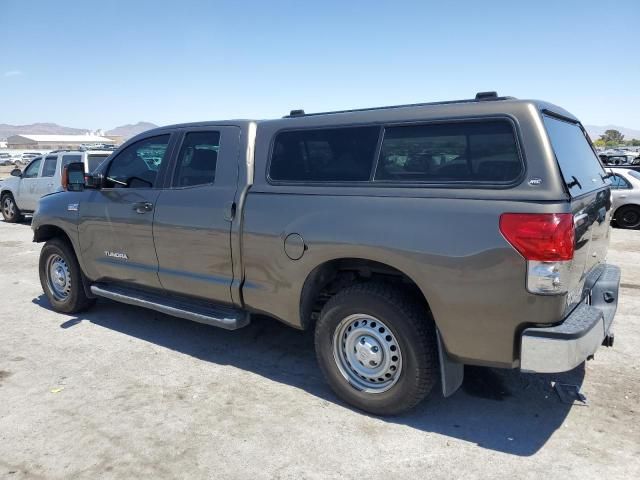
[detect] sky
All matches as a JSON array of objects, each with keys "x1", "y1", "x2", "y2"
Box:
[{"x1": 1, "y1": 0, "x2": 639, "y2": 130}]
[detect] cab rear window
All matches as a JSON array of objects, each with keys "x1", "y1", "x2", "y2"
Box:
[{"x1": 543, "y1": 115, "x2": 606, "y2": 196}]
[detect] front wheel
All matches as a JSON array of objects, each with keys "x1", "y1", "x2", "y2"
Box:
[
  {"x1": 39, "y1": 237, "x2": 95, "y2": 313},
  {"x1": 315, "y1": 283, "x2": 439, "y2": 415},
  {"x1": 1, "y1": 194, "x2": 23, "y2": 223},
  {"x1": 616, "y1": 205, "x2": 640, "y2": 229}
]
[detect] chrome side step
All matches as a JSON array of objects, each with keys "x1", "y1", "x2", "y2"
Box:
[{"x1": 90, "y1": 284, "x2": 250, "y2": 330}]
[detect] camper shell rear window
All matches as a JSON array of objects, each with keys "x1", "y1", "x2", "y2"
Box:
[{"x1": 543, "y1": 115, "x2": 606, "y2": 196}]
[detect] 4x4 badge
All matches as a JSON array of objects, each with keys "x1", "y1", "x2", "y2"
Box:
[{"x1": 528, "y1": 177, "x2": 543, "y2": 186}]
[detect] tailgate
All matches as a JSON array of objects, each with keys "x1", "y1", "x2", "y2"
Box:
[{"x1": 542, "y1": 114, "x2": 611, "y2": 308}]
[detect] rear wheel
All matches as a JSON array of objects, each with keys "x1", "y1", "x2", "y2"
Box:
[
  {"x1": 314, "y1": 282, "x2": 439, "y2": 415},
  {"x1": 39, "y1": 237, "x2": 95, "y2": 313},
  {"x1": 1, "y1": 193, "x2": 23, "y2": 223},
  {"x1": 616, "y1": 205, "x2": 640, "y2": 229}
]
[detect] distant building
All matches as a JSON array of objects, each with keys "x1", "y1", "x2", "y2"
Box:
[
  {"x1": 6, "y1": 134, "x2": 116, "y2": 150},
  {"x1": 105, "y1": 135, "x2": 125, "y2": 145}
]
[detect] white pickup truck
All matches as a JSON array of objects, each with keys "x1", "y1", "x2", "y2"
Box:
[{"x1": 1, "y1": 150, "x2": 113, "y2": 222}]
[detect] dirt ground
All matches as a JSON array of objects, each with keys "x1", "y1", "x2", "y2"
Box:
[{"x1": 0, "y1": 219, "x2": 638, "y2": 479}]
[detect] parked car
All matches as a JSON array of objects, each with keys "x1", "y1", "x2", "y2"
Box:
[
  {"x1": 31, "y1": 93, "x2": 620, "y2": 415},
  {"x1": 607, "y1": 167, "x2": 640, "y2": 229},
  {"x1": 599, "y1": 152, "x2": 640, "y2": 166},
  {"x1": 0, "y1": 150, "x2": 113, "y2": 222},
  {"x1": 20, "y1": 152, "x2": 42, "y2": 162}
]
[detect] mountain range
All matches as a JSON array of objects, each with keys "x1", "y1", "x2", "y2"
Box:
[{"x1": 0, "y1": 121, "x2": 158, "y2": 141}]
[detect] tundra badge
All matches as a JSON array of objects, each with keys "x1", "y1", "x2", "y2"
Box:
[{"x1": 104, "y1": 251, "x2": 129, "y2": 260}]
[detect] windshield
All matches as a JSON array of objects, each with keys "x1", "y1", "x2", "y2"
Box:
[
  {"x1": 87, "y1": 154, "x2": 110, "y2": 172},
  {"x1": 543, "y1": 115, "x2": 606, "y2": 196}
]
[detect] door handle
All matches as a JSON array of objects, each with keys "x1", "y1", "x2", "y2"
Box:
[
  {"x1": 620, "y1": 195, "x2": 628, "y2": 198},
  {"x1": 224, "y1": 201, "x2": 236, "y2": 221},
  {"x1": 132, "y1": 202, "x2": 154, "y2": 214}
]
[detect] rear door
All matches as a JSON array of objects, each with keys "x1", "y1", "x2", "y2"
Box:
[
  {"x1": 152, "y1": 127, "x2": 240, "y2": 304},
  {"x1": 543, "y1": 114, "x2": 610, "y2": 307},
  {"x1": 35, "y1": 154, "x2": 59, "y2": 199},
  {"x1": 78, "y1": 133, "x2": 175, "y2": 289}
]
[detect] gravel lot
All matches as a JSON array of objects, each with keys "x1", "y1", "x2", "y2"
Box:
[{"x1": 0, "y1": 220, "x2": 638, "y2": 479}]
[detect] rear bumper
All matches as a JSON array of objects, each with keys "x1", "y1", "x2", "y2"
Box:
[{"x1": 520, "y1": 264, "x2": 620, "y2": 373}]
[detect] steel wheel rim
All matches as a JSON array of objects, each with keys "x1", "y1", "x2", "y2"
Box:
[
  {"x1": 46, "y1": 254, "x2": 72, "y2": 301},
  {"x1": 332, "y1": 314, "x2": 403, "y2": 393},
  {"x1": 3, "y1": 197, "x2": 15, "y2": 217}
]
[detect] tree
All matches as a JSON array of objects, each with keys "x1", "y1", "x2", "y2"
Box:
[
  {"x1": 627, "y1": 138, "x2": 640, "y2": 147},
  {"x1": 599, "y1": 129, "x2": 624, "y2": 145}
]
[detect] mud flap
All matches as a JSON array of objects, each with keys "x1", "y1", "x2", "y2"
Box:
[{"x1": 437, "y1": 330, "x2": 464, "y2": 397}]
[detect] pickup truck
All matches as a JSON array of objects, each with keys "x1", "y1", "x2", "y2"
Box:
[
  {"x1": 1, "y1": 150, "x2": 112, "y2": 222},
  {"x1": 31, "y1": 93, "x2": 621, "y2": 415}
]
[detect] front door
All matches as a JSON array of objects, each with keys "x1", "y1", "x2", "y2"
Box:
[
  {"x1": 16, "y1": 157, "x2": 42, "y2": 211},
  {"x1": 153, "y1": 127, "x2": 240, "y2": 303},
  {"x1": 78, "y1": 133, "x2": 174, "y2": 289}
]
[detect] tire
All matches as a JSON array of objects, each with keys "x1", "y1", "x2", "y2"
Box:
[
  {"x1": 615, "y1": 205, "x2": 640, "y2": 229},
  {"x1": 1, "y1": 193, "x2": 23, "y2": 223},
  {"x1": 39, "y1": 237, "x2": 95, "y2": 314},
  {"x1": 314, "y1": 282, "x2": 439, "y2": 415}
]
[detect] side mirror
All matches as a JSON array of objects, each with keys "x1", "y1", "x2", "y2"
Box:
[
  {"x1": 10, "y1": 168, "x2": 22, "y2": 177},
  {"x1": 84, "y1": 172, "x2": 103, "y2": 189},
  {"x1": 61, "y1": 162, "x2": 86, "y2": 192}
]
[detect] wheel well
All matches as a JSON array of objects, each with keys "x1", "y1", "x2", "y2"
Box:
[
  {"x1": 33, "y1": 224, "x2": 72, "y2": 245},
  {"x1": 614, "y1": 203, "x2": 640, "y2": 214},
  {"x1": 1, "y1": 189, "x2": 13, "y2": 199},
  {"x1": 299, "y1": 258, "x2": 429, "y2": 330}
]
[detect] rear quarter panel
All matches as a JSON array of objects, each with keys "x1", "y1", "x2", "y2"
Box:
[{"x1": 242, "y1": 192, "x2": 573, "y2": 367}]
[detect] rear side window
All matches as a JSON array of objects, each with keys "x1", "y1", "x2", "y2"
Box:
[
  {"x1": 375, "y1": 121, "x2": 522, "y2": 183},
  {"x1": 543, "y1": 115, "x2": 606, "y2": 195},
  {"x1": 87, "y1": 154, "x2": 109, "y2": 172},
  {"x1": 42, "y1": 156, "x2": 58, "y2": 177},
  {"x1": 610, "y1": 174, "x2": 631, "y2": 189},
  {"x1": 61, "y1": 155, "x2": 82, "y2": 168},
  {"x1": 173, "y1": 131, "x2": 220, "y2": 187},
  {"x1": 270, "y1": 126, "x2": 379, "y2": 182}
]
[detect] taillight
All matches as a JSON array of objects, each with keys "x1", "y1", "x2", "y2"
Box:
[
  {"x1": 499, "y1": 213, "x2": 574, "y2": 261},
  {"x1": 500, "y1": 213, "x2": 575, "y2": 295}
]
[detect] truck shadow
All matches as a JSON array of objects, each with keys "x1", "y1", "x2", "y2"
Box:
[{"x1": 35, "y1": 295, "x2": 583, "y2": 457}]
